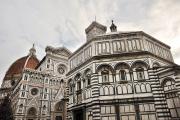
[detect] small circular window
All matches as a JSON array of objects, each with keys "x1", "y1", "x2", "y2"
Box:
[
  {"x1": 57, "y1": 65, "x2": 66, "y2": 75},
  {"x1": 31, "y1": 88, "x2": 38, "y2": 96},
  {"x1": 58, "y1": 67, "x2": 65, "y2": 74}
]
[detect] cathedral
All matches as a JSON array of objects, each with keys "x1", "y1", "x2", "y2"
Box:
[{"x1": 0, "y1": 21, "x2": 180, "y2": 120}]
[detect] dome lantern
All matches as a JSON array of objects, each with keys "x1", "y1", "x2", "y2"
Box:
[{"x1": 29, "y1": 44, "x2": 36, "y2": 56}]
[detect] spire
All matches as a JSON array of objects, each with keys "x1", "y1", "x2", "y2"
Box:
[
  {"x1": 110, "y1": 20, "x2": 117, "y2": 32},
  {"x1": 29, "y1": 44, "x2": 36, "y2": 56}
]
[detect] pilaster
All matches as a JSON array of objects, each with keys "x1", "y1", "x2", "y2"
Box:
[{"x1": 148, "y1": 68, "x2": 171, "y2": 120}]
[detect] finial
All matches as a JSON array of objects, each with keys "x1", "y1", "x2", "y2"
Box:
[
  {"x1": 29, "y1": 43, "x2": 36, "y2": 56},
  {"x1": 110, "y1": 20, "x2": 117, "y2": 32}
]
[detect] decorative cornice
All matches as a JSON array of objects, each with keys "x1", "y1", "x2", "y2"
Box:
[
  {"x1": 46, "y1": 46, "x2": 72, "y2": 57},
  {"x1": 67, "y1": 51, "x2": 176, "y2": 75}
]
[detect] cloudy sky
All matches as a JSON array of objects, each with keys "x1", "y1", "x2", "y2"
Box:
[{"x1": 0, "y1": 0, "x2": 180, "y2": 85}]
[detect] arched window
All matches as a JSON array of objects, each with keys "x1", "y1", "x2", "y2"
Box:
[
  {"x1": 104, "y1": 87, "x2": 109, "y2": 95},
  {"x1": 55, "y1": 102, "x2": 64, "y2": 111},
  {"x1": 69, "y1": 84, "x2": 73, "y2": 94},
  {"x1": 116, "y1": 86, "x2": 123, "y2": 95},
  {"x1": 86, "y1": 74, "x2": 91, "y2": 86},
  {"x1": 77, "y1": 81, "x2": 81, "y2": 90},
  {"x1": 27, "y1": 107, "x2": 37, "y2": 116},
  {"x1": 24, "y1": 74, "x2": 28, "y2": 80},
  {"x1": 101, "y1": 70, "x2": 109, "y2": 82},
  {"x1": 136, "y1": 67, "x2": 144, "y2": 80},
  {"x1": 84, "y1": 69, "x2": 92, "y2": 87},
  {"x1": 42, "y1": 105, "x2": 46, "y2": 115},
  {"x1": 43, "y1": 105, "x2": 46, "y2": 110},
  {"x1": 163, "y1": 79, "x2": 180, "y2": 118},
  {"x1": 75, "y1": 74, "x2": 81, "y2": 91},
  {"x1": 109, "y1": 86, "x2": 114, "y2": 95},
  {"x1": 119, "y1": 70, "x2": 126, "y2": 80},
  {"x1": 18, "y1": 104, "x2": 23, "y2": 113},
  {"x1": 68, "y1": 79, "x2": 73, "y2": 94},
  {"x1": 100, "y1": 87, "x2": 104, "y2": 96}
]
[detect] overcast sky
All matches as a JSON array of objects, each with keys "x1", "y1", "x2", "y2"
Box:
[{"x1": 0, "y1": 0, "x2": 180, "y2": 85}]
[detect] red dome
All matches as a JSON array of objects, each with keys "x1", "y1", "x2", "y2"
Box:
[{"x1": 4, "y1": 55, "x2": 39, "y2": 80}]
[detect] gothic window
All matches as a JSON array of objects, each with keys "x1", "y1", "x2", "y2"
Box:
[
  {"x1": 115, "y1": 63, "x2": 130, "y2": 82},
  {"x1": 27, "y1": 107, "x2": 37, "y2": 116},
  {"x1": 47, "y1": 64, "x2": 50, "y2": 68},
  {"x1": 102, "y1": 70, "x2": 109, "y2": 82},
  {"x1": 21, "y1": 92, "x2": 25, "y2": 97},
  {"x1": 84, "y1": 69, "x2": 92, "y2": 87},
  {"x1": 18, "y1": 104, "x2": 23, "y2": 113},
  {"x1": 77, "y1": 81, "x2": 81, "y2": 90},
  {"x1": 119, "y1": 70, "x2": 126, "y2": 80},
  {"x1": 24, "y1": 75, "x2": 28, "y2": 80},
  {"x1": 45, "y1": 78, "x2": 48, "y2": 83},
  {"x1": 163, "y1": 79, "x2": 180, "y2": 118},
  {"x1": 70, "y1": 84, "x2": 73, "y2": 94},
  {"x1": 86, "y1": 74, "x2": 91, "y2": 86},
  {"x1": 68, "y1": 79, "x2": 73, "y2": 94},
  {"x1": 136, "y1": 67, "x2": 145, "y2": 80},
  {"x1": 75, "y1": 74, "x2": 82, "y2": 91}
]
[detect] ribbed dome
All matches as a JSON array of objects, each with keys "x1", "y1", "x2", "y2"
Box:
[{"x1": 4, "y1": 55, "x2": 39, "y2": 80}]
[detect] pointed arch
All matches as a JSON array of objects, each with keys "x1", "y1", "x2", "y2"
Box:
[
  {"x1": 27, "y1": 107, "x2": 37, "y2": 116},
  {"x1": 55, "y1": 101, "x2": 64, "y2": 111},
  {"x1": 83, "y1": 68, "x2": 92, "y2": 76},
  {"x1": 84, "y1": 68, "x2": 92, "y2": 86},
  {"x1": 74, "y1": 73, "x2": 82, "y2": 81}
]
